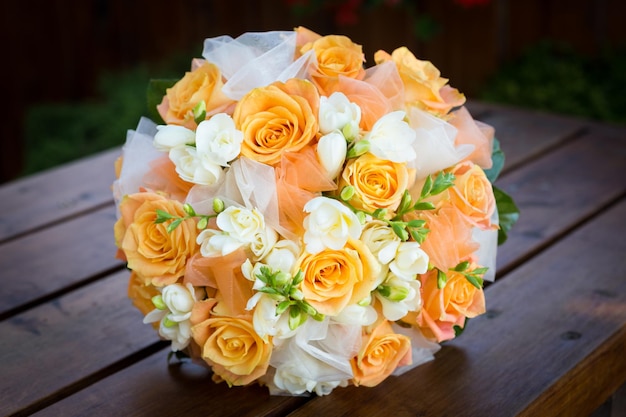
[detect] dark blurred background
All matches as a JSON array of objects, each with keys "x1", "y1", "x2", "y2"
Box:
[{"x1": 2, "y1": 0, "x2": 625, "y2": 183}]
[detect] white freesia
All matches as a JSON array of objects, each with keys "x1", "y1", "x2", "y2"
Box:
[
  {"x1": 303, "y1": 197, "x2": 362, "y2": 254},
  {"x1": 263, "y1": 239, "x2": 302, "y2": 274},
  {"x1": 248, "y1": 292, "x2": 298, "y2": 342},
  {"x1": 143, "y1": 283, "x2": 198, "y2": 351},
  {"x1": 169, "y1": 146, "x2": 223, "y2": 185},
  {"x1": 389, "y1": 241, "x2": 429, "y2": 280},
  {"x1": 360, "y1": 220, "x2": 402, "y2": 265},
  {"x1": 317, "y1": 131, "x2": 347, "y2": 180},
  {"x1": 195, "y1": 113, "x2": 244, "y2": 167},
  {"x1": 376, "y1": 273, "x2": 422, "y2": 321},
  {"x1": 273, "y1": 360, "x2": 345, "y2": 396},
  {"x1": 318, "y1": 92, "x2": 361, "y2": 137},
  {"x1": 365, "y1": 111, "x2": 416, "y2": 163},
  {"x1": 197, "y1": 228, "x2": 243, "y2": 256},
  {"x1": 216, "y1": 206, "x2": 265, "y2": 243},
  {"x1": 153, "y1": 124, "x2": 196, "y2": 151}
]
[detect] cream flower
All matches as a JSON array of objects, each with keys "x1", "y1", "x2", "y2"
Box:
[
  {"x1": 143, "y1": 282, "x2": 198, "y2": 351},
  {"x1": 169, "y1": 145, "x2": 223, "y2": 185},
  {"x1": 153, "y1": 125, "x2": 196, "y2": 151},
  {"x1": 365, "y1": 111, "x2": 416, "y2": 163},
  {"x1": 303, "y1": 196, "x2": 362, "y2": 254},
  {"x1": 195, "y1": 113, "x2": 244, "y2": 167},
  {"x1": 317, "y1": 131, "x2": 347, "y2": 180},
  {"x1": 360, "y1": 220, "x2": 402, "y2": 265},
  {"x1": 262, "y1": 239, "x2": 302, "y2": 274},
  {"x1": 318, "y1": 92, "x2": 361, "y2": 137},
  {"x1": 389, "y1": 241, "x2": 429, "y2": 280},
  {"x1": 216, "y1": 206, "x2": 265, "y2": 243}
]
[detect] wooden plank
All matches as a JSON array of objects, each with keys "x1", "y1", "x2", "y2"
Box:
[
  {"x1": 0, "y1": 205, "x2": 123, "y2": 318},
  {"x1": 472, "y1": 101, "x2": 587, "y2": 172},
  {"x1": 0, "y1": 270, "x2": 158, "y2": 417},
  {"x1": 32, "y1": 349, "x2": 309, "y2": 417},
  {"x1": 0, "y1": 147, "x2": 119, "y2": 242},
  {"x1": 285, "y1": 199, "x2": 626, "y2": 417},
  {"x1": 494, "y1": 127, "x2": 626, "y2": 274}
]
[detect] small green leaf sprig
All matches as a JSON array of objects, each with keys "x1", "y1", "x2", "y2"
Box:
[
  {"x1": 338, "y1": 171, "x2": 455, "y2": 243},
  {"x1": 254, "y1": 266, "x2": 324, "y2": 330},
  {"x1": 155, "y1": 198, "x2": 225, "y2": 232},
  {"x1": 436, "y1": 260, "x2": 488, "y2": 290}
]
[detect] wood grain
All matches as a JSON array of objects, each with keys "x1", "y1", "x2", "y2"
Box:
[
  {"x1": 0, "y1": 270, "x2": 158, "y2": 417},
  {"x1": 0, "y1": 147, "x2": 119, "y2": 242},
  {"x1": 0, "y1": 205, "x2": 123, "y2": 317}
]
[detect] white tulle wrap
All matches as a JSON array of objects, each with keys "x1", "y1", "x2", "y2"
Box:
[
  {"x1": 265, "y1": 317, "x2": 361, "y2": 395},
  {"x1": 203, "y1": 31, "x2": 316, "y2": 100}
]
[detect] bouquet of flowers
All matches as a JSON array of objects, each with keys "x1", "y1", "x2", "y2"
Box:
[{"x1": 113, "y1": 27, "x2": 518, "y2": 396}]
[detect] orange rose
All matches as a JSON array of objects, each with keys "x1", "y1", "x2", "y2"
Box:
[
  {"x1": 114, "y1": 192, "x2": 199, "y2": 287},
  {"x1": 339, "y1": 153, "x2": 415, "y2": 216},
  {"x1": 296, "y1": 238, "x2": 381, "y2": 316},
  {"x1": 300, "y1": 34, "x2": 366, "y2": 95},
  {"x1": 233, "y1": 78, "x2": 319, "y2": 166},
  {"x1": 374, "y1": 47, "x2": 465, "y2": 116},
  {"x1": 351, "y1": 320, "x2": 412, "y2": 387},
  {"x1": 157, "y1": 60, "x2": 233, "y2": 129},
  {"x1": 417, "y1": 268, "x2": 486, "y2": 342},
  {"x1": 447, "y1": 161, "x2": 496, "y2": 229},
  {"x1": 191, "y1": 299, "x2": 272, "y2": 386},
  {"x1": 127, "y1": 271, "x2": 160, "y2": 322}
]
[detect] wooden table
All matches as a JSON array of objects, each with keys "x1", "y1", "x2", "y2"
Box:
[{"x1": 1, "y1": 102, "x2": 624, "y2": 417}]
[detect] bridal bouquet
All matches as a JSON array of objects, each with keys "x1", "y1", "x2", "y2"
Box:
[{"x1": 113, "y1": 27, "x2": 518, "y2": 396}]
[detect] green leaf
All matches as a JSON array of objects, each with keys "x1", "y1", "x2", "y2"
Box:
[
  {"x1": 397, "y1": 190, "x2": 413, "y2": 214},
  {"x1": 454, "y1": 261, "x2": 470, "y2": 272},
  {"x1": 430, "y1": 172, "x2": 455, "y2": 196},
  {"x1": 373, "y1": 208, "x2": 387, "y2": 220},
  {"x1": 166, "y1": 218, "x2": 182, "y2": 233},
  {"x1": 276, "y1": 300, "x2": 291, "y2": 315},
  {"x1": 493, "y1": 186, "x2": 520, "y2": 245},
  {"x1": 193, "y1": 100, "x2": 207, "y2": 124},
  {"x1": 453, "y1": 324, "x2": 465, "y2": 338},
  {"x1": 409, "y1": 227, "x2": 429, "y2": 244},
  {"x1": 155, "y1": 209, "x2": 175, "y2": 223},
  {"x1": 407, "y1": 219, "x2": 426, "y2": 228},
  {"x1": 464, "y1": 274, "x2": 483, "y2": 289},
  {"x1": 484, "y1": 137, "x2": 504, "y2": 183},
  {"x1": 420, "y1": 175, "x2": 433, "y2": 199},
  {"x1": 391, "y1": 222, "x2": 409, "y2": 241},
  {"x1": 147, "y1": 79, "x2": 178, "y2": 123},
  {"x1": 412, "y1": 201, "x2": 436, "y2": 211}
]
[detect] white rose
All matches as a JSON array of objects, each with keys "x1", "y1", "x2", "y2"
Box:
[
  {"x1": 197, "y1": 228, "x2": 243, "y2": 256},
  {"x1": 153, "y1": 124, "x2": 195, "y2": 151},
  {"x1": 376, "y1": 272, "x2": 422, "y2": 321},
  {"x1": 195, "y1": 113, "x2": 244, "y2": 167},
  {"x1": 360, "y1": 220, "x2": 402, "y2": 265},
  {"x1": 216, "y1": 206, "x2": 265, "y2": 243},
  {"x1": 249, "y1": 226, "x2": 278, "y2": 261},
  {"x1": 169, "y1": 145, "x2": 223, "y2": 185},
  {"x1": 366, "y1": 111, "x2": 416, "y2": 163},
  {"x1": 319, "y1": 92, "x2": 361, "y2": 136},
  {"x1": 263, "y1": 239, "x2": 302, "y2": 274},
  {"x1": 389, "y1": 241, "x2": 429, "y2": 280},
  {"x1": 317, "y1": 131, "x2": 347, "y2": 180},
  {"x1": 303, "y1": 196, "x2": 362, "y2": 254}
]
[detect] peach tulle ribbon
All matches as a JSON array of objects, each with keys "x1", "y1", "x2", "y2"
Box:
[
  {"x1": 142, "y1": 156, "x2": 194, "y2": 201},
  {"x1": 275, "y1": 146, "x2": 337, "y2": 236},
  {"x1": 450, "y1": 106, "x2": 494, "y2": 169},
  {"x1": 184, "y1": 249, "x2": 253, "y2": 317}
]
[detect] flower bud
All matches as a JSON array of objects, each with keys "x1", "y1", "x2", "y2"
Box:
[
  {"x1": 212, "y1": 198, "x2": 225, "y2": 214},
  {"x1": 152, "y1": 295, "x2": 167, "y2": 310},
  {"x1": 347, "y1": 139, "x2": 370, "y2": 159},
  {"x1": 317, "y1": 132, "x2": 347, "y2": 180}
]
